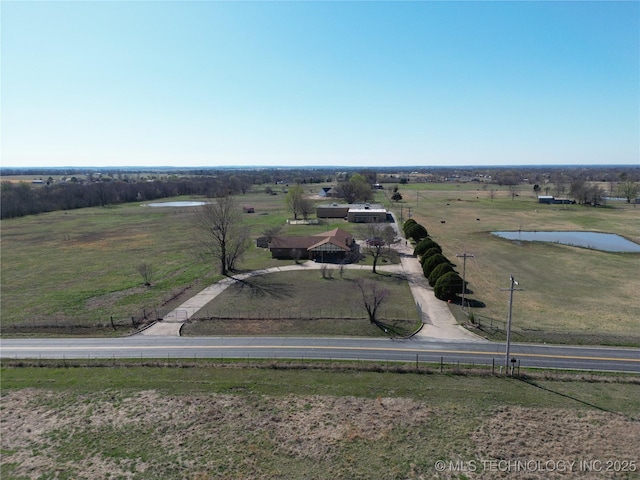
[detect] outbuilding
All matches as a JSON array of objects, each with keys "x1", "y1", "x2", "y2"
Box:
[{"x1": 347, "y1": 205, "x2": 387, "y2": 223}]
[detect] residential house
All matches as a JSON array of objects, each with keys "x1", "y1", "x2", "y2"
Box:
[{"x1": 268, "y1": 228, "x2": 355, "y2": 262}]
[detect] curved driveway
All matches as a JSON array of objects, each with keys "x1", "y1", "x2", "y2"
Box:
[{"x1": 140, "y1": 244, "x2": 484, "y2": 342}]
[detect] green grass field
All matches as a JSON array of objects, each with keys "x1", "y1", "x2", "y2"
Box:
[
  {"x1": 2, "y1": 364, "x2": 639, "y2": 479},
  {"x1": 0, "y1": 187, "x2": 388, "y2": 336},
  {"x1": 1, "y1": 182, "x2": 639, "y2": 344}
]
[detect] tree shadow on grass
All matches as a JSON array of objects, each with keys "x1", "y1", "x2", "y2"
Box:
[
  {"x1": 466, "y1": 298, "x2": 486, "y2": 308},
  {"x1": 343, "y1": 272, "x2": 407, "y2": 283},
  {"x1": 231, "y1": 277, "x2": 291, "y2": 300},
  {"x1": 371, "y1": 319, "x2": 414, "y2": 338}
]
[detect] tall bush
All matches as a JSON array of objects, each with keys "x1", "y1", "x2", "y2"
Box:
[
  {"x1": 428, "y1": 262, "x2": 454, "y2": 287},
  {"x1": 402, "y1": 219, "x2": 417, "y2": 237},
  {"x1": 419, "y1": 247, "x2": 443, "y2": 265},
  {"x1": 422, "y1": 253, "x2": 450, "y2": 278},
  {"x1": 414, "y1": 238, "x2": 441, "y2": 257},
  {"x1": 434, "y1": 271, "x2": 463, "y2": 301},
  {"x1": 405, "y1": 223, "x2": 428, "y2": 242}
]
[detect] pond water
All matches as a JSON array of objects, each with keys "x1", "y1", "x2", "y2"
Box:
[
  {"x1": 492, "y1": 231, "x2": 640, "y2": 253},
  {"x1": 145, "y1": 201, "x2": 206, "y2": 207}
]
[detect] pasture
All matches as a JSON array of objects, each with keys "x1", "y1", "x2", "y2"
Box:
[
  {"x1": 1, "y1": 181, "x2": 639, "y2": 344},
  {"x1": 391, "y1": 183, "x2": 640, "y2": 345},
  {"x1": 0, "y1": 186, "x2": 392, "y2": 336}
]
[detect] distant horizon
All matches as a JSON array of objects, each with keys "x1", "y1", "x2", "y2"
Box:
[
  {"x1": 2, "y1": 163, "x2": 638, "y2": 172},
  {"x1": 3, "y1": 2, "x2": 638, "y2": 169}
]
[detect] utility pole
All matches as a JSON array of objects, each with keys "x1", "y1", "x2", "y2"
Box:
[
  {"x1": 455, "y1": 252, "x2": 474, "y2": 311},
  {"x1": 501, "y1": 274, "x2": 524, "y2": 373}
]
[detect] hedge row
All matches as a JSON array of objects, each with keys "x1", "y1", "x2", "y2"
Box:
[{"x1": 404, "y1": 220, "x2": 465, "y2": 302}]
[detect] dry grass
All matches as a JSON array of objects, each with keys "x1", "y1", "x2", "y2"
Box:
[
  {"x1": 2, "y1": 386, "x2": 638, "y2": 480},
  {"x1": 396, "y1": 185, "x2": 640, "y2": 342},
  {"x1": 472, "y1": 406, "x2": 640, "y2": 479}
]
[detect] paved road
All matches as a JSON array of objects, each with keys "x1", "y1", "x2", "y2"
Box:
[
  {"x1": 5, "y1": 219, "x2": 637, "y2": 373},
  {"x1": 1, "y1": 337, "x2": 639, "y2": 373}
]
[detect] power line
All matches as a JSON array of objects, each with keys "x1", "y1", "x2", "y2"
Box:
[
  {"x1": 455, "y1": 252, "x2": 474, "y2": 311},
  {"x1": 500, "y1": 274, "x2": 524, "y2": 374}
]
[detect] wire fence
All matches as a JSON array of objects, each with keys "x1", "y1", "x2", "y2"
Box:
[
  {"x1": 193, "y1": 306, "x2": 420, "y2": 323},
  {"x1": 1, "y1": 355, "x2": 527, "y2": 378},
  {"x1": 463, "y1": 309, "x2": 640, "y2": 347},
  {"x1": 3, "y1": 306, "x2": 169, "y2": 335}
]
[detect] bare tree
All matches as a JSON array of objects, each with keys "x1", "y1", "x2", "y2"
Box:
[
  {"x1": 357, "y1": 223, "x2": 398, "y2": 274},
  {"x1": 320, "y1": 264, "x2": 334, "y2": 279},
  {"x1": 618, "y1": 181, "x2": 639, "y2": 204},
  {"x1": 300, "y1": 196, "x2": 315, "y2": 219},
  {"x1": 286, "y1": 185, "x2": 313, "y2": 220},
  {"x1": 194, "y1": 195, "x2": 250, "y2": 275},
  {"x1": 380, "y1": 225, "x2": 397, "y2": 250},
  {"x1": 355, "y1": 279, "x2": 389, "y2": 327},
  {"x1": 261, "y1": 225, "x2": 283, "y2": 243}
]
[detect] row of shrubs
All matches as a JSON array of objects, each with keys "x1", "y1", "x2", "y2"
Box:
[{"x1": 403, "y1": 219, "x2": 465, "y2": 302}]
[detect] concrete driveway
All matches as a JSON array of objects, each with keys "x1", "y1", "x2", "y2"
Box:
[{"x1": 139, "y1": 242, "x2": 484, "y2": 342}]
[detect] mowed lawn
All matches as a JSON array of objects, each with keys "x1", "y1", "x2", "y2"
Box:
[{"x1": 183, "y1": 270, "x2": 421, "y2": 337}]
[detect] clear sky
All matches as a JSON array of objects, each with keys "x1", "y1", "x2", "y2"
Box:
[{"x1": 2, "y1": 1, "x2": 639, "y2": 168}]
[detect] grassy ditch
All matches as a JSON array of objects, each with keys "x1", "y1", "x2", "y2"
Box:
[{"x1": 1, "y1": 363, "x2": 639, "y2": 479}]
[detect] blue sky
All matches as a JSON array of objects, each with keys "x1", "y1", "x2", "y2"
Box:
[{"x1": 2, "y1": 1, "x2": 638, "y2": 168}]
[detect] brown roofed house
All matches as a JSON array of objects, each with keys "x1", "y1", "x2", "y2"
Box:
[{"x1": 269, "y1": 228, "x2": 355, "y2": 262}]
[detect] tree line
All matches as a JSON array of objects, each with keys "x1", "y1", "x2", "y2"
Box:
[
  {"x1": 0, "y1": 170, "x2": 334, "y2": 219},
  {"x1": 1, "y1": 176, "x2": 219, "y2": 219}
]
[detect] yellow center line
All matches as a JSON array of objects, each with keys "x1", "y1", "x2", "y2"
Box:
[{"x1": 3, "y1": 345, "x2": 639, "y2": 363}]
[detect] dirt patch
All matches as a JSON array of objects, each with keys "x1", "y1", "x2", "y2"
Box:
[
  {"x1": 2, "y1": 389, "x2": 638, "y2": 479},
  {"x1": 472, "y1": 406, "x2": 640, "y2": 479}
]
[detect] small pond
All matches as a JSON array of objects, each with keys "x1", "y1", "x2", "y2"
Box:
[
  {"x1": 145, "y1": 201, "x2": 207, "y2": 208},
  {"x1": 492, "y1": 231, "x2": 640, "y2": 253}
]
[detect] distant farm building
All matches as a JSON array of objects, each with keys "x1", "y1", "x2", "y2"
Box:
[
  {"x1": 538, "y1": 196, "x2": 574, "y2": 205},
  {"x1": 316, "y1": 203, "x2": 387, "y2": 223},
  {"x1": 346, "y1": 205, "x2": 387, "y2": 223},
  {"x1": 268, "y1": 228, "x2": 355, "y2": 262},
  {"x1": 243, "y1": 206, "x2": 255, "y2": 213},
  {"x1": 318, "y1": 187, "x2": 336, "y2": 198}
]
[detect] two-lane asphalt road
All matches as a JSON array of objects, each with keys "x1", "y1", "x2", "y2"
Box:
[{"x1": 1, "y1": 336, "x2": 639, "y2": 373}]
